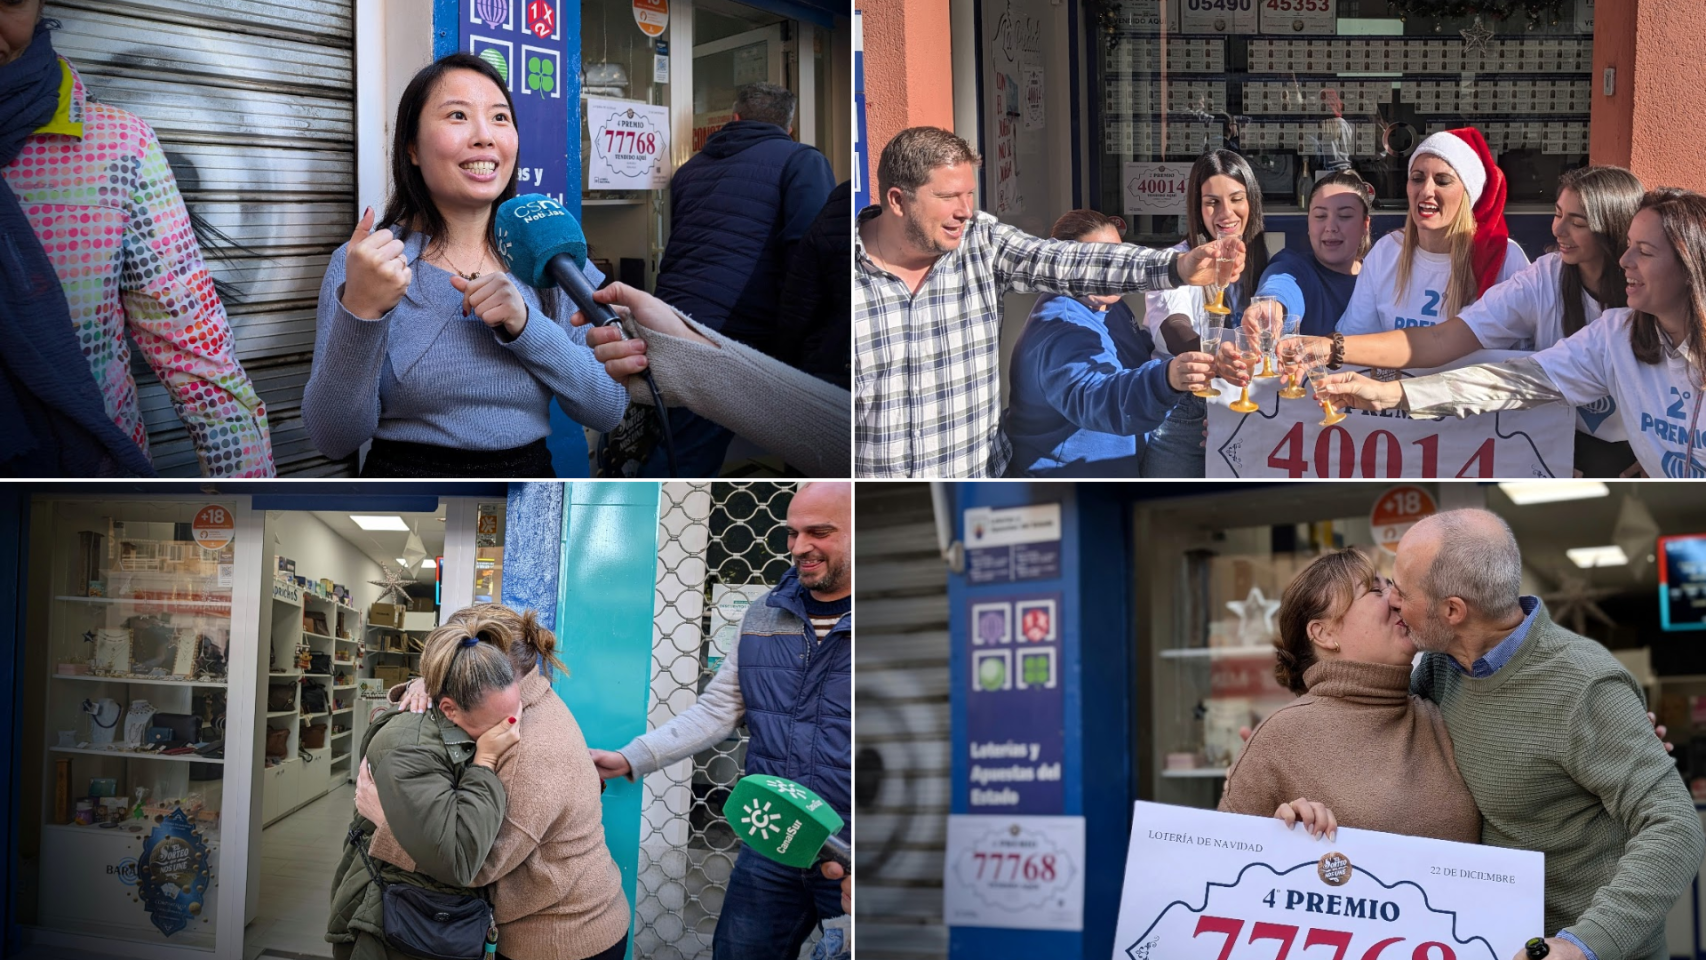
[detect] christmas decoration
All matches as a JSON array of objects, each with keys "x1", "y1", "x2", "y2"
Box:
[
  {"x1": 368, "y1": 564, "x2": 411, "y2": 606},
  {"x1": 1540, "y1": 571, "x2": 1617, "y2": 636},
  {"x1": 1226, "y1": 587, "x2": 1281, "y2": 646}
]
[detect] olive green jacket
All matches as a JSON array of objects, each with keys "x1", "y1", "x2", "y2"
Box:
[{"x1": 326, "y1": 708, "x2": 507, "y2": 960}]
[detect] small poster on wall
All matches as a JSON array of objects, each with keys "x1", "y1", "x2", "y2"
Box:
[
  {"x1": 1021, "y1": 53, "x2": 1044, "y2": 131},
  {"x1": 585, "y1": 97, "x2": 673, "y2": 190}
]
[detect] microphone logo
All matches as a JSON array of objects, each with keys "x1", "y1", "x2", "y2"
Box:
[
  {"x1": 513, "y1": 198, "x2": 565, "y2": 224},
  {"x1": 763, "y1": 778, "x2": 811, "y2": 802},
  {"x1": 739, "y1": 799, "x2": 780, "y2": 840}
]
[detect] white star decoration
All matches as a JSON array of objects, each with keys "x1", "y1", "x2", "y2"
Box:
[
  {"x1": 1460, "y1": 16, "x2": 1493, "y2": 54},
  {"x1": 1612, "y1": 493, "x2": 1661, "y2": 582},
  {"x1": 368, "y1": 564, "x2": 411, "y2": 605},
  {"x1": 1541, "y1": 572, "x2": 1618, "y2": 636},
  {"x1": 1226, "y1": 587, "x2": 1281, "y2": 646}
]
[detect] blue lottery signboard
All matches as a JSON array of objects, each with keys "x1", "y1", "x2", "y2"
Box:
[
  {"x1": 462, "y1": 0, "x2": 574, "y2": 205},
  {"x1": 1659, "y1": 534, "x2": 1706, "y2": 631},
  {"x1": 854, "y1": 10, "x2": 868, "y2": 212},
  {"x1": 964, "y1": 592, "x2": 1065, "y2": 815}
]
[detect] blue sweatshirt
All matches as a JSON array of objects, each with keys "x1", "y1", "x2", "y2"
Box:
[
  {"x1": 1002, "y1": 295, "x2": 1184, "y2": 477},
  {"x1": 1256, "y1": 246, "x2": 1360, "y2": 337},
  {"x1": 303, "y1": 231, "x2": 628, "y2": 460}
]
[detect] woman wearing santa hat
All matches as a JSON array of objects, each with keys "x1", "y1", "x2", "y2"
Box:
[
  {"x1": 1315, "y1": 188, "x2": 1706, "y2": 480},
  {"x1": 1333, "y1": 127, "x2": 1530, "y2": 339},
  {"x1": 1226, "y1": 165, "x2": 1646, "y2": 476}
]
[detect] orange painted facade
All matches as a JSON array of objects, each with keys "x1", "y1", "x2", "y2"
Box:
[
  {"x1": 855, "y1": 0, "x2": 955, "y2": 204},
  {"x1": 1592, "y1": 0, "x2": 1706, "y2": 190}
]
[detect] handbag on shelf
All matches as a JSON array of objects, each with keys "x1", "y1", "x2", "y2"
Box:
[
  {"x1": 267, "y1": 685, "x2": 295, "y2": 712},
  {"x1": 265, "y1": 727, "x2": 289, "y2": 759}
]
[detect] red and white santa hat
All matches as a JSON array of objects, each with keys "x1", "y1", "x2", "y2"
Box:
[{"x1": 1407, "y1": 127, "x2": 1510, "y2": 296}]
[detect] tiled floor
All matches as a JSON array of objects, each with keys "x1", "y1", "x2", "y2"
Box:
[{"x1": 245, "y1": 779, "x2": 356, "y2": 960}]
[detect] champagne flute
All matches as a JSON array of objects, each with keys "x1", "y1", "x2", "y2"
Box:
[
  {"x1": 1229, "y1": 330, "x2": 1262, "y2": 413},
  {"x1": 1247, "y1": 296, "x2": 1285, "y2": 378},
  {"x1": 1305, "y1": 363, "x2": 1348, "y2": 426},
  {"x1": 1202, "y1": 230, "x2": 1240, "y2": 318},
  {"x1": 1193, "y1": 316, "x2": 1224, "y2": 399},
  {"x1": 1277, "y1": 318, "x2": 1307, "y2": 399}
]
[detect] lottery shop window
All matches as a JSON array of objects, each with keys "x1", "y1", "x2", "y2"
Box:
[
  {"x1": 581, "y1": 0, "x2": 673, "y2": 199},
  {"x1": 1096, "y1": 0, "x2": 1595, "y2": 244}
]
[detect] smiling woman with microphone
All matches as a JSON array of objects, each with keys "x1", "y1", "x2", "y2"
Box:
[{"x1": 303, "y1": 53, "x2": 625, "y2": 477}]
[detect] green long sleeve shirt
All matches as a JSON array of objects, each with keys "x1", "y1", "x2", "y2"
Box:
[
  {"x1": 326, "y1": 709, "x2": 507, "y2": 960},
  {"x1": 1413, "y1": 601, "x2": 1705, "y2": 960}
]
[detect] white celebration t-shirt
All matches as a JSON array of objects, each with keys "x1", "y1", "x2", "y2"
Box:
[
  {"x1": 1142, "y1": 241, "x2": 1199, "y2": 359},
  {"x1": 1336, "y1": 232, "x2": 1529, "y2": 336},
  {"x1": 1457, "y1": 252, "x2": 1623, "y2": 442},
  {"x1": 1532, "y1": 308, "x2": 1705, "y2": 478}
]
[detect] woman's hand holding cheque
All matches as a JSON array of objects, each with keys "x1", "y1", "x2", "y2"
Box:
[{"x1": 1274, "y1": 797, "x2": 1338, "y2": 841}]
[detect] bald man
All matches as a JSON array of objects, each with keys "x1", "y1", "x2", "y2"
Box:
[
  {"x1": 589, "y1": 482, "x2": 851, "y2": 960},
  {"x1": 1390, "y1": 509, "x2": 1703, "y2": 960}
]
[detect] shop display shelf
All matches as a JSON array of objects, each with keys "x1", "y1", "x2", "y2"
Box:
[
  {"x1": 1158, "y1": 646, "x2": 1277, "y2": 659},
  {"x1": 49, "y1": 745, "x2": 222, "y2": 764},
  {"x1": 1160, "y1": 767, "x2": 1228, "y2": 779},
  {"x1": 333, "y1": 684, "x2": 356, "y2": 691},
  {"x1": 331, "y1": 707, "x2": 353, "y2": 714},
  {"x1": 269, "y1": 670, "x2": 302, "y2": 678},
  {"x1": 51, "y1": 673, "x2": 227, "y2": 689},
  {"x1": 303, "y1": 711, "x2": 329, "y2": 720},
  {"x1": 336, "y1": 637, "x2": 359, "y2": 644},
  {"x1": 55, "y1": 595, "x2": 231, "y2": 609},
  {"x1": 303, "y1": 632, "x2": 338, "y2": 642},
  {"x1": 267, "y1": 710, "x2": 295, "y2": 718},
  {"x1": 332, "y1": 729, "x2": 352, "y2": 738}
]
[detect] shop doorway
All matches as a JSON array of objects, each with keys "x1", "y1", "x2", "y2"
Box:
[
  {"x1": 691, "y1": 24, "x2": 786, "y2": 153},
  {"x1": 11, "y1": 491, "x2": 506, "y2": 960}
]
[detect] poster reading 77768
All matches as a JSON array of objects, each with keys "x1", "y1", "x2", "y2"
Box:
[{"x1": 1112, "y1": 802, "x2": 1543, "y2": 960}]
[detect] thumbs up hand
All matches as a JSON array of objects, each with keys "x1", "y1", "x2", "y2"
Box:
[{"x1": 341, "y1": 206, "x2": 412, "y2": 320}]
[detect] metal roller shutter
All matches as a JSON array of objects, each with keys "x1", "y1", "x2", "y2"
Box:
[
  {"x1": 856, "y1": 482, "x2": 952, "y2": 960},
  {"x1": 46, "y1": 0, "x2": 356, "y2": 475}
]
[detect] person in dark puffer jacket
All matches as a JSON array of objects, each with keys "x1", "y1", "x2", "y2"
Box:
[
  {"x1": 586, "y1": 482, "x2": 851, "y2": 960},
  {"x1": 644, "y1": 82, "x2": 835, "y2": 476},
  {"x1": 775, "y1": 180, "x2": 852, "y2": 389}
]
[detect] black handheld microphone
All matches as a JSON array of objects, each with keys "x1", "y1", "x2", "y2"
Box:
[{"x1": 495, "y1": 194, "x2": 677, "y2": 475}]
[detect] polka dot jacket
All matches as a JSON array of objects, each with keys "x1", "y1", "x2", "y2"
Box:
[{"x1": 3, "y1": 60, "x2": 274, "y2": 477}]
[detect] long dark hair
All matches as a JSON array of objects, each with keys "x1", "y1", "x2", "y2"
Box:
[
  {"x1": 1628, "y1": 189, "x2": 1706, "y2": 382},
  {"x1": 1185, "y1": 149, "x2": 1270, "y2": 303},
  {"x1": 1556, "y1": 165, "x2": 1642, "y2": 336},
  {"x1": 379, "y1": 53, "x2": 520, "y2": 260}
]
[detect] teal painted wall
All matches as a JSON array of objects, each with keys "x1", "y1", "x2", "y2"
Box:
[{"x1": 552, "y1": 482, "x2": 660, "y2": 955}]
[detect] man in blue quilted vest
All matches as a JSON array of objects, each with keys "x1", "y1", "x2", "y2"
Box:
[
  {"x1": 590, "y1": 481, "x2": 851, "y2": 959},
  {"x1": 644, "y1": 82, "x2": 836, "y2": 476}
]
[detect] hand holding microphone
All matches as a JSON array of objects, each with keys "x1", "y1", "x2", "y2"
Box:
[
  {"x1": 568, "y1": 283, "x2": 713, "y2": 383},
  {"x1": 341, "y1": 207, "x2": 412, "y2": 320}
]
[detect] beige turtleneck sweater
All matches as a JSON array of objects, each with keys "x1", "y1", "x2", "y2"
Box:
[
  {"x1": 1219, "y1": 658, "x2": 1481, "y2": 844},
  {"x1": 370, "y1": 672, "x2": 630, "y2": 960}
]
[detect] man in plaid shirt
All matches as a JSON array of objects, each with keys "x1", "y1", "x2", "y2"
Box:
[{"x1": 855, "y1": 127, "x2": 1245, "y2": 477}]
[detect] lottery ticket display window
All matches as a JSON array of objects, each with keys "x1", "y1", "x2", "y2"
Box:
[{"x1": 1097, "y1": 0, "x2": 1596, "y2": 246}]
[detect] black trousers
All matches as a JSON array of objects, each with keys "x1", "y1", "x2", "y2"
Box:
[
  {"x1": 361, "y1": 436, "x2": 555, "y2": 478},
  {"x1": 499, "y1": 935, "x2": 627, "y2": 960},
  {"x1": 1573, "y1": 432, "x2": 1637, "y2": 478}
]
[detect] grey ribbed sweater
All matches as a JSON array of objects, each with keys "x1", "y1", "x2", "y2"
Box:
[
  {"x1": 1413, "y1": 602, "x2": 1705, "y2": 960},
  {"x1": 619, "y1": 310, "x2": 851, "y2": 476},
  {"x1": 303, "y1": 231, "x2": 628, "y2": 460}
]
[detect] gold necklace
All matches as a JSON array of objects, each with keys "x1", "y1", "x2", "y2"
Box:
[{"x1": 437, "y1": 245, "x2": 486, "y2": 281}]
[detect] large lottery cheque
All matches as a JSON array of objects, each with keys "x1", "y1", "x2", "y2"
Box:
[
  {"x1": 1112, "y1": 801, "x2": 1543, "y2": 960},
  {"x1": 1206, "y1": 351, "x2": 1576, "y2": 479}
]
